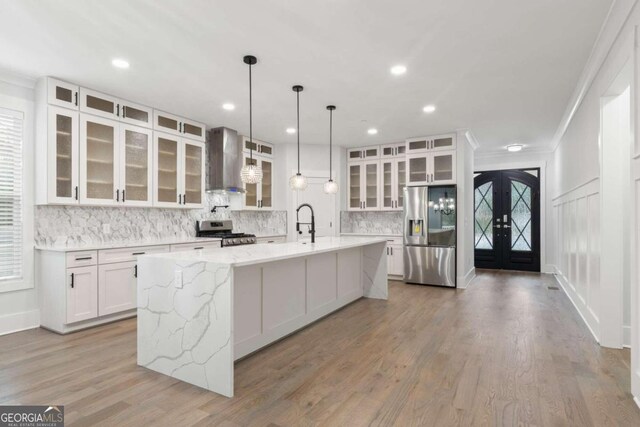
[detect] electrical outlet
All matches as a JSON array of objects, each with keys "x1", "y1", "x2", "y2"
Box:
[
  {"x1": 174, "y1": 270, "x2": 183, "y2": 288},
  {"x1": 102, "y1": 223, "x2": 111, "y2": 234}
]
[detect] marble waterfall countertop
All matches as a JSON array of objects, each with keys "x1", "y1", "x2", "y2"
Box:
[{"x1": 142, "y1": 236, "x2": 388, "y2": 267}]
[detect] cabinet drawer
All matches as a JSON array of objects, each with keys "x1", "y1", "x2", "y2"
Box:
[
  {"x1": 170, "y1": 241, "x2": 221, "y2": 251},
  {"x1": 98, "y1": 245, "x2": 170, "y2": 264},
  {"x1": 385, "y1": 237, "x2": 403, "y2": 246},
  {"x1": 66, "y1": 250, "x2": 97, "y2": 268},
  {"x1": 256, "y1": 236, "x2": 286, "y2": 244}
]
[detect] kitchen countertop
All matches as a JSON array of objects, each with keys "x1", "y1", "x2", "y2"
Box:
[
  {"x1": 340, "y1": 232, "x2": 402, "y2": 238},
  {"x1": 142, "y1": 236, "x2": 387, "y2": 267},
  {"x1": 35, "y1": 237, "x2": 221, "y2": 252}
]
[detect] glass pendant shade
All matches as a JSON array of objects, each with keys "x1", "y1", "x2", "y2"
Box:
[
  {"x1": 324, "y1": 179, "x2": 338, "y2": 194},
  {"x1": 241, "y1": 163, "x2": 263, "y2": 184},
  {"x1": 289, "y1": 173, "x2": 308, "y2": 190}
]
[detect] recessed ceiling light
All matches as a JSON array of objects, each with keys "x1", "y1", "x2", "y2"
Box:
[
  {"x1": 367, "y1": 128, "x2": 378, "y2": 135},
  {"x1": 111, "y1": 58, "x2": 130, "y2": 69},
  {"x1": 423, "y1": 105, "x2": 436, "y2": 113},
  {"x1": 390, "y1": 65, "x2": 407, "y2": 76},
  {"x1": 286, "y1": 127, "x2": 296, "y2": 134},
  {"x1": 507, "y1": 144, "x2": 523, "y2": 152},
  {"x1": 222, "y1": 103, "x2": 235, "y2": 111}
]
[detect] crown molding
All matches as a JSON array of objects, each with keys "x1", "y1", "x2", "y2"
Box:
[
  {"x1": 551, "y1": 0, "x2": 638, "y2": 152},
  {"x1": 0, "y1": 68, "x2": 36, "y2": 89}
]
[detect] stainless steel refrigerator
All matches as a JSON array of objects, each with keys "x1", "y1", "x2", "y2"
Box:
[{"x1": 403, "y1": 185, "x2": 456, "y2": 287}]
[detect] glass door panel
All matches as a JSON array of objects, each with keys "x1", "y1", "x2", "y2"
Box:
[
  {"x1": 48, "y1": 78, "x2": 78, "y2": 109},
  {"x1": 397, "y1": 160, "x2": 406, "y2": 209},
  {"x1": 259, "y1": 144, "x2": 273, "y2": 156},
  {"x1": 156, "y1": 136, "x2": 178, "y2": 203},
  {"x1": 183, "y1": 143, "x2": 203, "y2": 205},
  {"x1": 427, "y1": 186, "x2": 456, "y2": 246},
  {"x1": 365, "y1": 162, "x2": 378, "y2": 209},
  {"x1": 349, "y1": 164, "x2": 361, "y2": 209},
  {"x1": 408, "y1": 155, "x2": 427, "y2": 184},
  {"x1": 244, "y1": 156, "x2": 258, "y2": 207},
  {"x1": 84, "y1": 118, "x2": 116, "y2": 202},
  {"x1": 182, "y1": 121, "x2": 204, "y2": 140},
  {"x1": 80, "y1": 88, "x2": 117, "y2": 119},
  {"x1": 432, "y1": 152, "x2": 455, "y2": 183},
  {"x1": 123, "y1": 127, "x2": 150, "y2": 203},
  {"x1": 433, "y1": 137, "x2": 454, "y2": 150},
  {"x1": 511, "y1": 181, "x2": 532, "y2": 251},
  {"x1": 55, "y1": 113, "x2": 74, "y2": 199},
  {"x1": 474, "y1": 182, "x2": 494, "y2": 250},
  {"x1": 121, "y1": 101, "x2": 152, "y2": 128},
  {"x1": 261, "y1": 159, "x2": 272, "y2": 208},
  {"x1": 407, "y1": 139, "x2": 427, "y2": 152},
  {"x1": 382, "y1": 161, "x2": 393, "y2": 208}
]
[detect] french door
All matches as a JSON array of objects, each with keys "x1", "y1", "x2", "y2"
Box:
[{"x1": 474, "y1": 169, "x2": 540, "y2": 271}]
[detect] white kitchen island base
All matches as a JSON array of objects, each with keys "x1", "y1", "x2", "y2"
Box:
[{"x1": 137, "y1": 237, "x2": 388, "y2": 397}]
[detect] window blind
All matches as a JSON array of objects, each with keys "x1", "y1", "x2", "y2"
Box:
[{"x1": 0, "y1": 108, "x2": 23, "y2": 282}]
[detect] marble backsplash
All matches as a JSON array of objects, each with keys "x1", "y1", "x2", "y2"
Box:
[
  {"x1": 340, "y1": 211, "x2": 403, "y2": 235},
  {"x1": 35, "y1": 193, "x2": 287, "y2": 247}
]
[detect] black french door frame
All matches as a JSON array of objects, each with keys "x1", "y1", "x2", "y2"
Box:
[{"x1": 474, "y1": 169, "x2": 541, "y2": 272}]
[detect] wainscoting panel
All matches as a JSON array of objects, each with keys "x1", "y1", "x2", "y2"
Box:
[{"x1": 553, "y1": 178, "x2": 600, "y2": 341}]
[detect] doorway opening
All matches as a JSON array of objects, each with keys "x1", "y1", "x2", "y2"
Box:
[{"x1": 474, "y1": 169, "x2": 541, "y2": 271}]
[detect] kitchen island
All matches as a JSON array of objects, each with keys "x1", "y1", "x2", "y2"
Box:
[{"x1": 136, "y1": 236, "x2": 388, "y2": 397}]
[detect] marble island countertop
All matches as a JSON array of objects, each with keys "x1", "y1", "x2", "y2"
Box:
[
  {"x1": 142, "y1": 236, "x2": 388, "y2": 267},
  {"x1": 35, "y1": 236, "x2": 221, "y2": 252}
]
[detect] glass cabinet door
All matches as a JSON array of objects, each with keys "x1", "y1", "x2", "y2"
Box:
[
  {"x1": 407, "y1": 154, "x2": 428, "y2": 185},
  {"x1": 382, "y1": 160, "x2": 393, "y2": 209},
  {"x1": 121, "y1": 125, "x2": 152, "y2": 205},
  {"x1": 396, "y1": 159, "x2": 406, "y2": 209},
  {"x1": 121, "y1": 101, "x2": 152, "y2": 128},
  {"x1": 80, "y1": 115, "x2": 118, "y2": 204},
  {"x1": 80, "y1": 88, "x2": 117, "y2": 120},
  {"x1": 260, "y1": 158, "x2": 272, "y2": 208},
  {"x1": 154, "y1": 111, "x2": 181, "y2": 136},
  {"x1": 182, "y1": 120, "x2": 205, "y2": 141},
  {"x1": 155, "y1": 134, "x2": 179, "y2": 205},
  {"x1": 349, "y1": 164, "x2": 361, "y2": 209},
  {"x1": 47, "y1": 78, "x2": 78, "y2": 109},
  {"x1": 48, "y1": 107, "x2": 79, "y2": 203},
  {"x1": 244, "y1": 155, "x2": 258, "y2": 208},
  {"x1": 430, "y1": 151, "x2": 456, "y2": 184},
  {"x1": 364, "y1": 161, "x2": 379, "y2": 210},
  {"x1": 183, "y1": 142, "x2": 203, "y2": 206},
  {"x1": 431, "y1": 135, "x2": 456, "y2": 151}
]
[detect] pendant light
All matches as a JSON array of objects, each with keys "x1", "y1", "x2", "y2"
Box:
[
  {"x1": 240, "y1": 55, "x2": 263, "y2": 185},
  {"x1": 289, "y1": 85, "x2": 308, "y2": 190},
  {"x1": 324, "y1": 105, "x2": 338, "y2": 194}
]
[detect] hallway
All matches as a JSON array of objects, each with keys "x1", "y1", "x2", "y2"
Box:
[{"x1": 0, "y1": 271, "x2": 638, "y2": 425}]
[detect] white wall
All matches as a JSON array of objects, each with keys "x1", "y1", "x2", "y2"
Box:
[
  {"x1": 547, "y1": 0, "x2": 640, "y2": 400},
  {"x1": 456, "y1": 131, "x2": 475, "y2": 288},
  {"x1": 0, "y1": 76, "x2": 39, "y2": 335}
]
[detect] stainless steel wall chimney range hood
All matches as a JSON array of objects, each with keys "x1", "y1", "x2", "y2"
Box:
[{"x1": 207, "y1": 127, "x2": 244, "y2": 193}]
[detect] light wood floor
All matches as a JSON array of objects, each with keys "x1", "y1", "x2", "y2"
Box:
[{"x1": 1, "y1": 270, "x2": 639, "y2": 426}]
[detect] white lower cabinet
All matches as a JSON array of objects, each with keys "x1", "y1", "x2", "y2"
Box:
[
  {"x1": 387, "y1": 244, "x2": 403, "y2": 276},
  {"x1": 98, "y1": 261, "x2": 137, "y2": 316},
  {"x1": 256, "y1": 236, "x2": 287, "y2": 244},
  {"x1": 66, "y1": 265, "x2": 98, "y2": 323}
]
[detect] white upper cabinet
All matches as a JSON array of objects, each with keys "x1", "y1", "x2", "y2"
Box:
[
  {"x1": 381, "y1": 157, "x2": 406, "y2": 211},
  {"x1": 380, "y1": 143, "x2": 406, "y2": 158},
  {"x1": 347, "y1": 145, "x2": 380, "y2": 162},
  {"x1": 242, "y1": 153, "x2": 274, "y2": 210},
  {"x1": 47, "y1": 78, "x2": 79, "y2": 109},
  {"x1": 241, "y1": 135, "x2": 273, "y2": 158},
  {"x1": 80, "y1": 88, "x2": 153, "y2": 128},
  {"x1": 79, "y1": 114, "x2": 119, "y2": 205},
  {"x1": 347, "y1": 160, "x2": 380, "y2": 211},
  {"x1": 47, "y1": 106, "x2": 80, "y2": 204},
  {"x1": 120, "y1": 124, "x2": 153, "y2": 206},
  {"x1": 153, "y1": 132, "x2": 204, "y2": 208},
  {"x1": 406, "y1": 133, "x2": 456, "y2": 153},
  {"x1": 154, "y1": 110, "x2": 205, "y2": 142},
  {"x1": 406, "y1": 150, "x2": 456, "y2": 186}
]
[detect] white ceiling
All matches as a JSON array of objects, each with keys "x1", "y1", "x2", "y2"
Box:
[{"x1": 0, "y1": 0, "x2": 612, "y2": 150}]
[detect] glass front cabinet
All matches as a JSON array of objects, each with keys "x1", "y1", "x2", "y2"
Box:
[
  {"x1": 241, "y1": 136, "x2": 274, "y2": 210},
  {"x1": 381, "y1": 158, "x2": 406, "y2": 211},
  {"x1": 406, "y1": 151, "x2": 456, "y2": 186},
  {"x1": 347, "y1": 160, "x2": 380, "y2": 211}
]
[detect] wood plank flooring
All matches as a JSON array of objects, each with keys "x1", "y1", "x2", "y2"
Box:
[{"x1": 1, "y1": 270, "x2": 639, "y2": 426}]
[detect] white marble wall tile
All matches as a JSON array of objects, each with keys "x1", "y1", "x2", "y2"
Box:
[
  {"x1": 35, "y1": 193, "x2": 287, "y2": 248},
  {"x1": 340, "y1": 211, "x2": 403, "y2": 235}
]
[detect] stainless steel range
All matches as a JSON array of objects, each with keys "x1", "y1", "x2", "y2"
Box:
[{"x1": 195, "y1": 220, "x2": 256, "y2": 247}]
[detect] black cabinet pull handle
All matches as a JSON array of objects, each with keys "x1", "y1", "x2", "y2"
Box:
[
  {"x1": 122, "y1": 189, "x2": 126, "y2": 202},
  {"x1": 75, "y1": 186, "x2": 78, "y2": 200},
  {"x1": 70, "y1": 272, "x2": 75, "y2": 288},
  {"x1": 75, "y1": 256, "x2": 92, "y2": 261},
  {"x1": 74, "y1": 92, "x2": 78, "y2": 106},
  {"x1": 134, "y1": 264, "x2": 138, "y2": 278},
  {"x1": 116, "y1": 189, "x2": 120, "y2": 202},
  {"x1": 179, "y1": 122, "x2": 183, "y2": 133},
  {"x1": 178, "y1": 194, "x2": 182, "y2": 204},
  {"x1": 183, "y1": 194, "x2": 186, "y2": 204},
  {"x1": 132, "y1": 252, "x2": 145, "y2": 255},
  {"x1": 193, "y1": 247, "x2": 204, "y2": 250},
  {"x1": 116, "y1": 104, "x2": 120, "y2": 117},
  {"x1": 122, "y1": 105, "x2": 126, "y2": 118}
]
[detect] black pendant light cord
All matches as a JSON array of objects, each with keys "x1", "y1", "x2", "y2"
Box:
[
  {"x1": 249, "y1": 61, "x2": 253, "y2": 163},
  {"x1": 329, "y1": 108, "x2": 333, "y2": 180},
  {"x1": 296, "y1": 90, "x2": 300, "y2": 174}
]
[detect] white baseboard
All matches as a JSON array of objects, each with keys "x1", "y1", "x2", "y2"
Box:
[
  {"x1": 457, "y1": 267, "x2": 476, "y2": 289},
  {"x1": 553, "y1": 273, "x2": 599, "y2": 344},
  {"x1": 0, "y1": 309, "x2": 40, "y2": 336},
  {"x1": 542, "y1": 264, "x2": 556, "y2": 274},
  {"x1": 634, "y1": 395, "x2": 640, "y2": 411}
]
